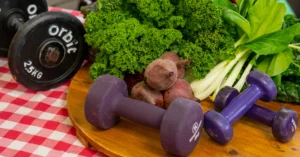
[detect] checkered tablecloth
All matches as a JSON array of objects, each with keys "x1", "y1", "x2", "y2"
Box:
[{"x1": 0, "y1": 7, "x2": 106, "y2": 157}]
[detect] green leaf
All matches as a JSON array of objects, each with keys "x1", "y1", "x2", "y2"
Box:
[
  {"x1": 268, "y1": 48, "x2": 294, "y2": 76},
  {"x1": 255, "y1": 48, "x2": 294, "y2": 77},
  {"x1": 249, "y1": 54, "x2": 260, "y2": 66},
  {"x1": 212, "y1": 0, "x2": 237, "y2": 11},
  {"x1": 255, "y1": 55, "x2": 272, "y2": 74},
  {"x1": 247, "y1": 0, "x2": 286, "y2": 41},
  {"x1": 236, "y1": 0, "x2": 255, "y2": 17},
  {"x1": 272, "y1": 74, "x2": 282, "y2": 86},
  {"x1": 245, "y1": 24, "x2": 300, "y2": 55},
  {"x1": 282, "y1": 49, "x2": 300, "y2": 77},
  {"x1": 223, "y1": 8, "x2": 251, "y2": 36},
  {"x1": 274, "y1": 46, "x2": 300, "y2": 104}
]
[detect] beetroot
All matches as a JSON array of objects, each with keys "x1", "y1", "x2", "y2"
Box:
[
  {"x1": 124, "y1": 71, "x2": 145, "y2": 91},
  {"x1": 163, "y1": 79, "x2": 199, "y2": 108},
  {"x1": 131, "y1": 81, "x2": 164, "y2": 108},
  {"x1": 160, "y1": 52, "x2": 190, "y2": 78},
  {"x1": 144, "y1": 58, "x2": 178, "y2": 91}
]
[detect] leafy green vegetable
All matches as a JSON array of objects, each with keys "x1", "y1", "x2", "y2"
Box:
[
  {"x1": 212, "y1": 0, "x2": 237, "y2": 11},
  {"x1": 96, "y1": 0, "x2": 124, "y2": 12},
  {"x1": 86, "y1": 15, "x2": 182, "y2": 79},
  {"x1": 85, "y1": 0, "x2": 237, "y2": 80},
  {"x1": 191, "y1": 0, "x2": 300, "y2": 102},
  {"x1": 255, "y1": 48, "x2": 294, "y2": 77},
  {"x1": 244, "y1": 24, "x2": 300, "y2": 55},
  {"x1": 246, "y1": 0, "x2": 286, "y2": 42},
  {"x1": 218, "y1": 0, "x2": 286, "y2": 45},
  {"x1": 84, "y1": 0, "x2": 300, "y2": 104},
  {"x1": 275, "y1": 81, "x2": 300, "y2": 104},
  {"x1": 283, "y1": 14, "x2": 300, "y2": 28},
  {"x1": 222, "y1": 8, "x2": 250, "y2": 36},
  {"x1": 274, "y1": 33, "x2": 300, "y2": 104},
  {"x1": 176, "y1": 0, "x2": 223, "y2": 36},
  {"x1": 254, "y1": 56, "x2": 272, "y2": 74},
  {"x1": 228, "y1": 0, "x2": 254, "y2": 37},
  {"x1": 236, "y1": 0, "x2": 255, "y2": 17},
  {"x1": 283, "y1": 14, "x2": 300, "y2": 43},
  {"x1": 282, "y1": 60, "x2": 300, "y2": 77}
]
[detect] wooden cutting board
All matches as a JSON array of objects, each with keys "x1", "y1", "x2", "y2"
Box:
[{"x1": 67, "y1": 63, "x2": 300, "y2": 157}]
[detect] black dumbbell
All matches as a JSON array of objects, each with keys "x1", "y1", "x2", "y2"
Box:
[
  {"x1": 0, "y1": 0, "x2": 88, "y2": 91},
  {"x1": 84, "y1": 74, "x2": 204, "y2": 157},
  {"x1": 0, "y1": 0, "x2": 48, "y2": 57}
]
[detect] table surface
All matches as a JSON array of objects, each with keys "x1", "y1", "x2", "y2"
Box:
[
  {"x1": 67, "y1": 63, "x2": 300, "y2": 157},
  {"x1": 0, "y1": 7, "x2": 103, "y2": 157}
]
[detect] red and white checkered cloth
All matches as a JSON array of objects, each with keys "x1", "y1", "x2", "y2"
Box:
[
  {"x1": 0, "y1": 7, "x2": 106, "y2": 157},
  {"x1": 48, "y1": 7, "x2": 85, "y2": 23}
]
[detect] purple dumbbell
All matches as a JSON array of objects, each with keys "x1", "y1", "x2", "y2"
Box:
[
  {"x1": 215, "y1": 86, "x2": 298, "y2": 143},
  {"x1": 84, "y1": 74, "x2": 203, "y2": 157},
  {"x1": 204, "y1": 70, "x2": 277, "y2": 145}
]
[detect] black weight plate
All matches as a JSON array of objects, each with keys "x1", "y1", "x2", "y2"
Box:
[
  {"x1": 8, "y1": 11, "x2": 88, "y2": 91},
  {"x1": 0, "y1": 0, "x2": 48, "y2": 57}
]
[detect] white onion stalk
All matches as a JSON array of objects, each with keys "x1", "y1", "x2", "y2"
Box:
[
  {"x1": 195, "y1": 49, "x2": 250, "y2": 100},
  {"x1": 234, "y1": 63, "x2": 253, "y2": 92}
]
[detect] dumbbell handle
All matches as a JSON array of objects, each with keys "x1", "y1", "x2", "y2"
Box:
[
  {"x1": 245, "y1": 104, "x2": 276, "y2": 127},
  {"x1": 221, "y1": 85, "x2": 262, "y2": 124},
  {"x1": 115, "y1": 97, "x2": 166, "y2": 129},
  {"x1": 6, "y1": 12, "x2": 25, "y2": 31}
]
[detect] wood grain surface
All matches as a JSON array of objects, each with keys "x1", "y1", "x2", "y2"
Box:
[{"x1": 67, "y1": 63, "x2": 300, "y2": 157}]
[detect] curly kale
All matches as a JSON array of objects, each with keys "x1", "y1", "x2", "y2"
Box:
[
  {"x1": 87, "y1": 17, "x2": 182, "y2": 79},
  {"x1": 282, "y1": 14, "x2": 300, "y2": 43},
  {"x1": 127, "y1": 0, "x2": 175, "y2": 22},
  {"x1": 176, "y1": 0, "x2": 223, "y2": 37},
  {"x1": 283, "y1": 14, "x2": 300, "y2": 28},
  {"x1": 84, "y1": 0, "x2": 237, "y2": 80},
  {"x1": 96, "y1": 0, "x2": 125, "y2": 12},
  {"x1": 170, "y1": 22, "x2": 237, "y2": 79}
]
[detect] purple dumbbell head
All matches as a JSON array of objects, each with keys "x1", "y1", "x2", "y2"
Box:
[
  {"x1": 84, "y1": 74, "x2": 128, "y2": 129},
  {"x1": 204, "y1": 111, "x2": 233, "y2": 145},
  {"x1": 246, "y1": 70, "x2": 277, "y2": 101},
  {"x1": 272, "y1": 108, "x2": 298, "y2": 143},
  {"x1": 204, "y1": 71, "x2": 279, "y2": 145},
  {"x1": 215, "y1": 86, "x2": 298, "y2": 143},
  {"x1": 214, "y1": 87, "x2": 239, "y2": 112},
  {"x1": 85, "y1": 74, "x2": 203, "y2": 156},
  {"x1": 161, "y1": 98, "x2": 203, "y2": 156}
]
